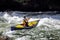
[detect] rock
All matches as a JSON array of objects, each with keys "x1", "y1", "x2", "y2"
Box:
[{"x1": 0, "y1": 36, "x2": 10, "y2": 40}]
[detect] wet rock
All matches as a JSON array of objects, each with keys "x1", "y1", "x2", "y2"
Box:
[{"x1": 0, "y1": 36, "x2": 10, "y2": 40}]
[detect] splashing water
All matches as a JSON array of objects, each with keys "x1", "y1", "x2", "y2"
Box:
[{"x1": 0, "y1": 11, "x2": 60, "y2": 40}]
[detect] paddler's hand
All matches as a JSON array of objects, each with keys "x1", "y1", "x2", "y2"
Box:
[{"x1": 27, "y1": 18, "x2": 30, "y2": 20}]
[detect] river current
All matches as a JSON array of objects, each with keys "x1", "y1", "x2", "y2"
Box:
[{"x1": 0, "y1": 11, "x2": 60, "y2": 40}]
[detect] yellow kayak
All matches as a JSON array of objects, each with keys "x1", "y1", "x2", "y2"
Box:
[{"x1": 11, "y1": 20, "x2": 39, "y2": 30}]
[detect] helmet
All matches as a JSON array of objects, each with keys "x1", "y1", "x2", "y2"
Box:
[{"x1": 24, "y1": 16, "x2": 26, "y2": 18}]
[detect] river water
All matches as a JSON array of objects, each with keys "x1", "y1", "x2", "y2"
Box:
[{"x1": 0, "y1": 11, "x2": 60, "y2": 40}]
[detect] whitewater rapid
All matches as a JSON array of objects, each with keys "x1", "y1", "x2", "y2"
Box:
[
  {"x1": 2, "y1": 13, "x2": 60, "y2": 29},
  {"x1": 0, "y1": 12, "x2": 60, "y2": 40}
]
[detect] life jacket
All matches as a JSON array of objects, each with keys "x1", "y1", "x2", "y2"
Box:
[{"x1": 23, "y1": 18, "x2": 28, "y2": 26}]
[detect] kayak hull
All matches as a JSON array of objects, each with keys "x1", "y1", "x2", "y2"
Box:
[{"x1": 11, "y1": 26, "x2": 33, "y2": 31}]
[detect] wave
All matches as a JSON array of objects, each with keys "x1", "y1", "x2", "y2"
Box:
[{"x1": 0, "y1": 11, "x2": 60, "y2": 40}]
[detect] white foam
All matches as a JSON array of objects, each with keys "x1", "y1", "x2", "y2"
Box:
[
  {"x1": 15, "y1": 37, "x2": 26, "y2": 40},
  {"x1": 2, "y1": 13, "x2": 60, "y2": 30},
  {"x1": 3, "y1": 13, "x2": 23, "y2": 24},
  {"x1": 37, "y1": 18, "x2": 60, "y2": 30}
]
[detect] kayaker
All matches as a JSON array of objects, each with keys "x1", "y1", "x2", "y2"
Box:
[{"x1": 23, "y1": 16, "x2": 30, "y2": 27}]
